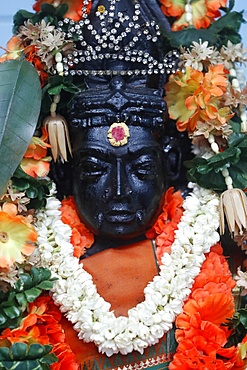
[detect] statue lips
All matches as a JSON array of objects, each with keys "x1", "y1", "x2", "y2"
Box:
[{"x1": 104, "y1": 208, "x2": 137, "y2": 223}]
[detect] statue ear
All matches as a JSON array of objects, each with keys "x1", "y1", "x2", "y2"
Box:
[
  {"x1": 162, "y1": 136, "x2": 182, "y2": 187},
  {"x1": 49, "y1": 159, "x2": 73, "y2": 200},
  {"x1": 162, "y1": 130, "x2": 194, "y2": 193}
]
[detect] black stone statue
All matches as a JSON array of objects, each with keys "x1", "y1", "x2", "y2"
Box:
[{"x1": 50, "y1": 1, "x2": 194, "y2": 368}]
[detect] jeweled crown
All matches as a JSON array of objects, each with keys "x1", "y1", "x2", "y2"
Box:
[{"x1": 58, "y1": 0, "x2": 180, "y2": 88}]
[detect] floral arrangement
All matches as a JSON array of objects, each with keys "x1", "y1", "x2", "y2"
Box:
[{"x1": 0, "y1": 0, "x2": 247, "y2": 369}]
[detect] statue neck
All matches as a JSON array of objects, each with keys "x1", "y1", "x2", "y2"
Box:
[
  {"x1": 81, "y1": 239, "x2": 159, "y2": 317},
  {"x1": 81, "y1": 234, "x2": 147, "y2": 258}
]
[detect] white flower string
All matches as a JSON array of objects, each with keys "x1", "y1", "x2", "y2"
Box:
[{"x1": 35, "y1": 183, "x2": 220, "y2": 357}]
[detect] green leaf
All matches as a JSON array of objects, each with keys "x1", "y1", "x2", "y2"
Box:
[
  {"x1": 15, "y1": 274, "x2": 32, "y2": 291},
  {"x1": 26, "y1": 187, "x2": 38, "y2": 199},
  {"x1": 0, "y1": 344, "x2": 57, "y2": 369},
  {"x1": 40, "y1": 3, "x2": 57, "y2": 15},
  {"x1": 13, "y1": 10, "x2": 36, "y2": 34},
  {"x1": 0, "y1": 59, "x2": 41, "y2": 196},
  {"x1": 165, "y1": 28, "x2": 219, "y2": 49},
  {"x1": 24, "y1": 288, "x2": 42, "y2": 302},
  {"x1": 10, "y1": 343, "x2": 28, "y2": 360},
  {"x1": 238, "y1": 309, "x2": 247, "y2": 328},
  {"x1": 27, "y1": 345, "x2": 51, "y2": 359},
  {"x1": 36, "y1": 281, "x2": 54, "y2": 290},
  {"x1": 56, "y1": 4, "x2": 69, "y2": 19},
  {"x1": 0, "y1": 347, "x2": 12, "y2": 361},
  {"x1": 3, "y1": 306, "x2": 21, "y2": 320},
  {"x1": 12, "y1": 167, "x2": 52, "y2": 210},
  {"x1": 15, "y1": 293, "x2": 27, "y2": 309}
]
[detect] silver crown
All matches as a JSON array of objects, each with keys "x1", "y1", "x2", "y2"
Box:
[{"x1": 58, "y1": 0, "x2": 180, "y2": 78}]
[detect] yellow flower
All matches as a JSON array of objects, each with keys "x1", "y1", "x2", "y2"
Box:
[{"x1": 0, "y1": 211, "x2": 37, "y2": 268}]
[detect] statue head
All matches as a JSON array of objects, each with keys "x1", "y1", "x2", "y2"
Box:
[
  {"x1": 63, "y1": 75, "x2": 184, "y2": 243},
  {"x1": 51, "y1": 0, "x2": 188, "y2": 247}
]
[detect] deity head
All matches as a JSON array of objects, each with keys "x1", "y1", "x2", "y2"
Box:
[
  {"x1": 64, "y1": 75, "x2": 185, "y2": 245},
  {"x1": 69, "y1": 78, "x2": 164, "y2": 240},
  {"x1": 52, "y1": 0, "x2": 189, "y2": 248}
]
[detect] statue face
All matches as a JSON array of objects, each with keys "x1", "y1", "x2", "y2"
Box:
[{"x1": 72, "y1": 125, "x2": 165, "y2": 240}]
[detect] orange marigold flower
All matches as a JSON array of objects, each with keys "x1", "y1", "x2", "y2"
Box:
[
  {"x1": 169, "y1": 345, "x2": 237, "y2": 370},
  {"x1": 177, "y1": 250, "x2": 235, "y2": 329},
  {"x1": 193, "y1": 244, "x2": 236, "y2": 291},
  {"x1": 145, "y1": 187, "x2": 184, "y2": 264},
  {"x1": 177, "y1": 320, "x2": 231, "y2": 356},
  {"x1": 0, "y1": 325, "x2": 46, "y2": 347},
  {"x1": 0, "y1": 294, "x2": 76, "y2": 368},
  {"x1": 146, "y1": 187, "x2": 184, "y2": 237},
  {"x1": 165, "y1": 65, "x2": 233, "y2": 135},
  {"x1": 33, "y1": 0, "x2": 91, "y2": 22},
  {"x1": 51, "y1": 342, "x2": 79, "y2": 370},
  {"x1": 160, "y1": 0, "x2": 227, "y2": 31},
  {"x1": 171, "y1": 248, "x2": 237, "y2": 369},
  {"x1": 27, "y1": 298, "x2": 65, "y2": 345},
  {"x1": 29, "y1": 295, "x2": 79, "y2": 369},
  {"x1": 0, "y1": 211, "x2": 37, "y2": 268},
  {"x1": 60, "y1": 196, "x2": 94, "y2": 257}
]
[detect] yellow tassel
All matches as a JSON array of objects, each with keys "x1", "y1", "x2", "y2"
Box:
[
  {"x1": 43, "y1": 114, "x2": 72, "y2": 162},
  {"x1": 219, "y1": 188, "x2": 247, "y2": 236}
]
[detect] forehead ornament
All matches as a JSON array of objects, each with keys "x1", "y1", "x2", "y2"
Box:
[{"x1": 107, "y1": 122, "x2": 130, "y2": 147}]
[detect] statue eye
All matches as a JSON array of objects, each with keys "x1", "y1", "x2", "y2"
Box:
[
  {"x1": 131, "y1": 160, "x2": 158, "y2": 179},
  {"x1": 79, "y1": 159, "x2": 108, "y2": 179}
]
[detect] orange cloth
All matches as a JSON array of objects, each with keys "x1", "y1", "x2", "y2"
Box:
[
  {"x1": 60, "y1": 240, "x2": 176, "y2": 369},
  {"x1": 82, "y1": 239, "x2": 158, "y2": 316}
]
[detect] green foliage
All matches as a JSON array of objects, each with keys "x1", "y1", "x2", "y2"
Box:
[
  {"x1": 0, "y1": 268, "x2": 54, "y2": 331},
  {"x1": 0, "y1": 59, "x2": 41, "y2": 197},
  {"x1": 225, "y1": 309, "x2": 247, "y2": 347},
  {"x1": 40, "y1": 75, "x2": 79, "y2": 123},
  {"x1": 0, "y1": 343, "x2": 57, "y2": 369},
  {"x1": 161, "y1": 3, "x2": 244, "y2": 53},
  {"x1": 184, "y1": 120, "x2": 247, "y2": 192},
  {"x1": 11, "y1": 167, "x2": 52, "y2": 210}
]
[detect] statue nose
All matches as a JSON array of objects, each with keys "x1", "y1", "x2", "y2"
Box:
[{"x1": 113, "y1": 158, "x2": 132, "y2": 199}]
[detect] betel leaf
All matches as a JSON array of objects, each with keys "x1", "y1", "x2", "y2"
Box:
[{"x1": 0, "y1": 58, "x2": 41, "y2": 197}]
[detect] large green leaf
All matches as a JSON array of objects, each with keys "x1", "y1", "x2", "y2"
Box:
[{"x1": 0, "y1": 58, "x2": 41, "y2": 196}]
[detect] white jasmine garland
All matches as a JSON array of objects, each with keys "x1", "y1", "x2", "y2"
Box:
[{"x1": 35, "y1": 183, "x2": 220, "y2": 356}]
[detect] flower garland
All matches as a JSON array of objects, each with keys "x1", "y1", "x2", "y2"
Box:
[
  {"x1": 169, "y1": 244, "x2": 239, "y2": 369},
  {"x1": 35, "y1": 183, "x2": 221, "y2": 357}
]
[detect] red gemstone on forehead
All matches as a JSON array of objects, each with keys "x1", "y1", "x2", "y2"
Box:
[{"x1": 111, "y1": 126, "x2": 125, "y2": 142}]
